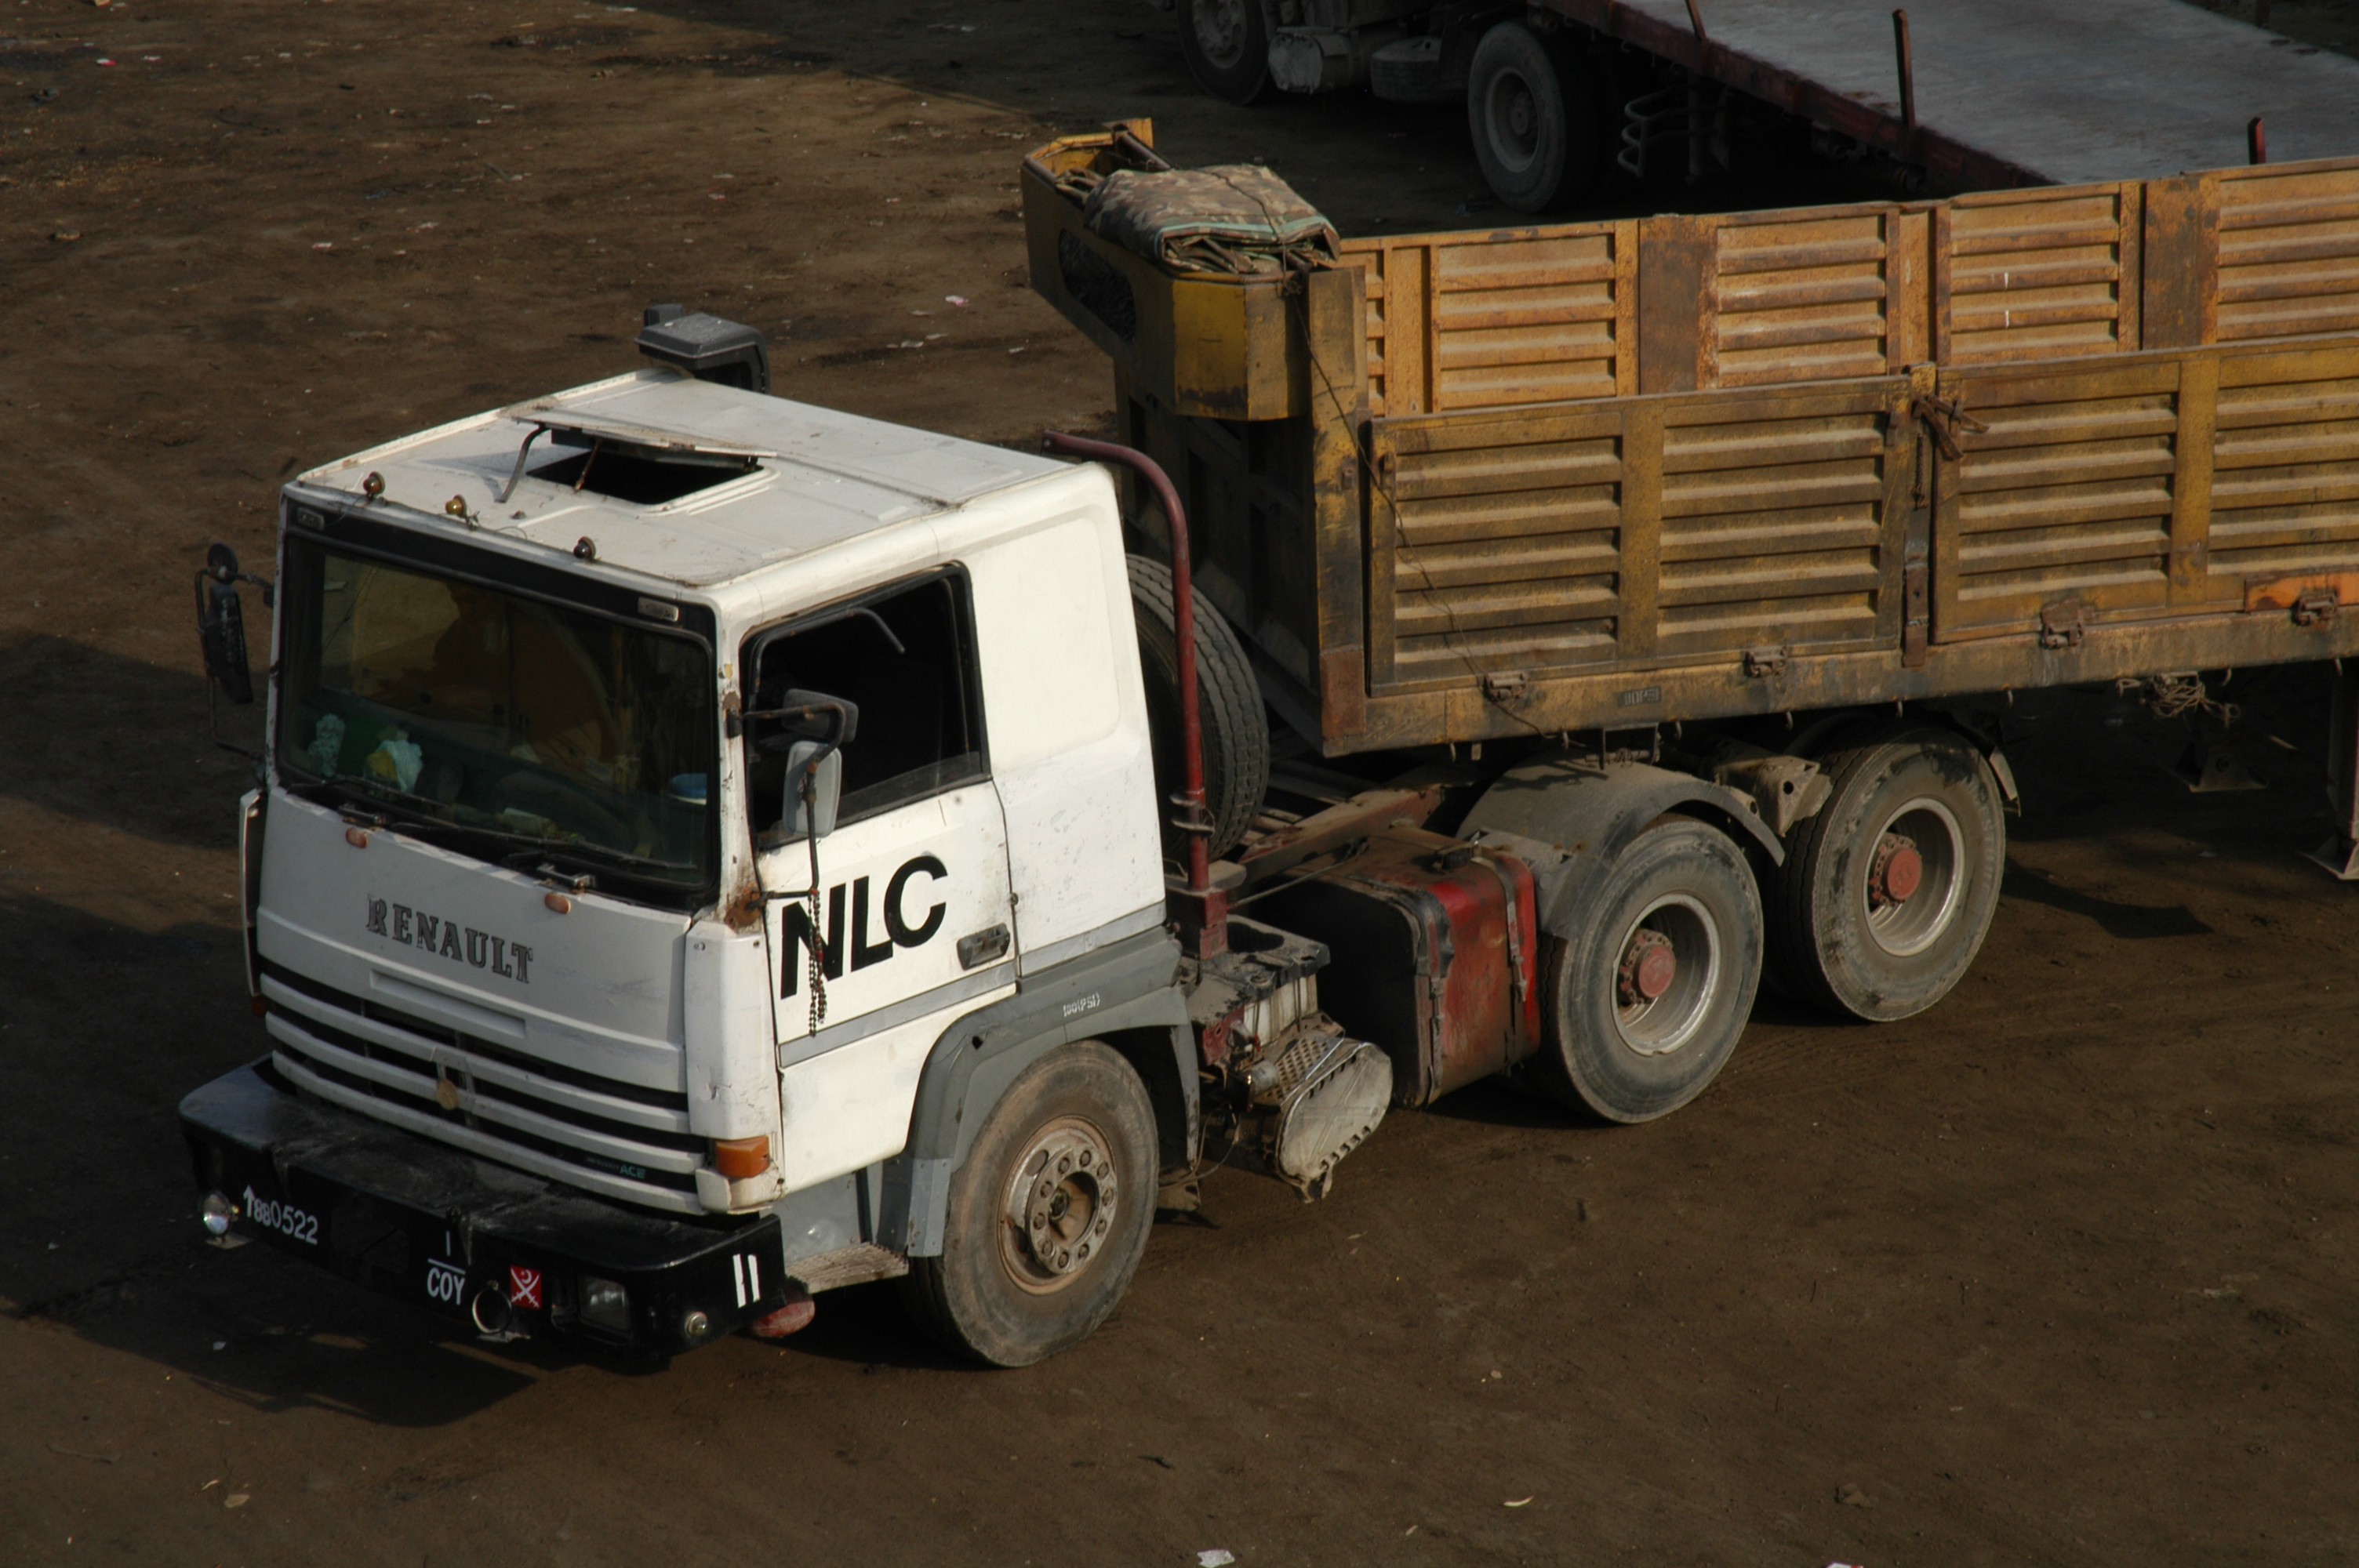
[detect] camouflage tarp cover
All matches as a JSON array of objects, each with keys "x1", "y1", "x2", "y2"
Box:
[{"x1": 1081, "y1": 164, "x2": 1339, "y2": 276}]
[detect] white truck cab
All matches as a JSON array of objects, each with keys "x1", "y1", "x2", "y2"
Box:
[{"x1": 182, "y1": 319, "x2": 1252, "y2": 1364}]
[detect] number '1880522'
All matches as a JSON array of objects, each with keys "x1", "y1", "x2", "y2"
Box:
[{"x1": 241, "y1": 1185, "x2": 319, "y2": 1246}]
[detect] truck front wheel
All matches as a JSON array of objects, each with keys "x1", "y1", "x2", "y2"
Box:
[
  {"x1": 1770, "y1": 727, "x2": 2005, "y2": 1022},
  {"x1": 900, "y1": 1041, "x2": 1159, "y2": 1367},
  {"x1": 1535, "y1": 816, "x2": 1763, "y2": 1123}
]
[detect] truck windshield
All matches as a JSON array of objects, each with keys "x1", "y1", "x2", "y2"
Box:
[{"x1": 274, "y1": 536, "x2": 718, "y2": 906}]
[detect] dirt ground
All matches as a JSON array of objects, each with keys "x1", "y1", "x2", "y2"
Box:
[{"x1": 4, "y1": 1, "x2": 2357, "y2": 1563}]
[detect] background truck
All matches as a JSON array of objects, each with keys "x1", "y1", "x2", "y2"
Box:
[{"x1": 1154, "y1": 1, "x2": 2359, "y2": 212}]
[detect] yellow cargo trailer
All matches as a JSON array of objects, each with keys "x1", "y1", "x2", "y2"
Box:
[{"x1": 1025, "y1": 123, "x2": 2359, "y2": 760}]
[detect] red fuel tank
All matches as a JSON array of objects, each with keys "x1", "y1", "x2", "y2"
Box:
[{"x1": 1258, "y1": 826, "x2": 1541, "y2": 1107}]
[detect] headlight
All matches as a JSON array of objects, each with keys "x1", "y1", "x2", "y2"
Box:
[
  {"x1": 580, "y1": 1276, "x2": 631, "y2": 1334},
  {"x1": 201, "y1": 1192, "x2": 237, "y2": 1236}
]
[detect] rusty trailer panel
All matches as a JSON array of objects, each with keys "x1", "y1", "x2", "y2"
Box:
[
  {"x1": 1365, "y1": 377, "x2": 1912, "y2": 692},
  {"x1": 1935, "y1": 183, "x2": 2144, "y2": 365},
  {"x1": 1346, "y1": 222, "x2": 1638, "y2": 418}
]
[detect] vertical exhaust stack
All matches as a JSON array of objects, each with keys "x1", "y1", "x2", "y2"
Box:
[{"x1": 636, "y1": 303, "x2": 772, "y2": 394}]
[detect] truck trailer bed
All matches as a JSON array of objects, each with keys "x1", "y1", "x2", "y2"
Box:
[
  {"x1": 1547, "y1": 0, "x2": 2359, "y2": 188},
  {"x1": 1025, "y1": 126, "x2": 2359, "y2": 755}
]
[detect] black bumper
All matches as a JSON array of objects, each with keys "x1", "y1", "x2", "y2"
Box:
[{"x1": 180, "y1": 1062, "x2": 787, "y2": 1356}]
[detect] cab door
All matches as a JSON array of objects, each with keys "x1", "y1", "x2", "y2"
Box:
[{"x1": 744, "y1": 568, "x2": 1016, "y2": 1187}]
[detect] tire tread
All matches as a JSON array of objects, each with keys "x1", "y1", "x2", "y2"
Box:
[{"x1": 1129, "y1": 554, "x2": 1270, "y2": 859}]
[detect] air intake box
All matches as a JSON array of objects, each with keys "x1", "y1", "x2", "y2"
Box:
[{"x1": 637, "y1": 303, "x2": 771, "y2": 394}]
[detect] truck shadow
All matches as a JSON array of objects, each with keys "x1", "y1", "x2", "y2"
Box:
[
  {"x1": 0, "y1": 633, "x2": 260, "y2": 851},
  {"x1": 1999, "y1": 860, "x2": 2214, "y2": 940},
  {"x1": 0, "y1": 888, "x2": 638, "y2": 1425}
]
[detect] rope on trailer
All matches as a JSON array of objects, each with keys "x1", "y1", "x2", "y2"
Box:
[{"x1": 2118, "y1": 672, "x2": 2241, "y2": 728}]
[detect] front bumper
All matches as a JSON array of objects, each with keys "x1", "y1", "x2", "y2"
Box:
[{"x1": 180, "y1": 1061, "x2": 789, "y2": 1356}]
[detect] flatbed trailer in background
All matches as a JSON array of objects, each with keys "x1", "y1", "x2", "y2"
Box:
[
  {"x1": 1158, "y1": 1, "x2": 2359, "y2": 210},
  {"x1": 1533, "y1": 0, "x2": 2359, "y2": 187}
]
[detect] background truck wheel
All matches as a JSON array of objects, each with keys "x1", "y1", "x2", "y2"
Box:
[
  {"x1": 1178, "y1": 0, "x2": 1274, "y2": 105},
  {"x1": 1466, "y1": 21, "x2": 1606, "y2": 212},
  {"x1": 900, "y1": 1041, "x2": 1158, "y2": 1367},
  {"x1": 1129, "y1": 554, "x2": 1270, "y2": 861},
  {"x1": 1770, "y1": 726, "x2": 2005, "y2": 1022},
  {"x1": 1535, "y1": 816, "x2": 1763, "y2": 1123}
]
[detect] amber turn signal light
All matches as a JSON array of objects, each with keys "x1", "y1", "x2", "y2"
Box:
[{"x1": 712, "y1": 1136, "x2": 772, "y2": 1180}]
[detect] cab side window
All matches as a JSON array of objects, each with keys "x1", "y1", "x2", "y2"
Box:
[{"x1": 744, "y1": 572, "x2": 987, "y2": 833}]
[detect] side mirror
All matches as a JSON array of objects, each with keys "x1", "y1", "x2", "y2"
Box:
[
  {"x1": 747, "y1": 688, "x2": 857, "y2": 844},
  {"x1": 778, "y1": 741, "x2": 842, "y2": 841},
  {"x1": 196, "y1": 543, "x2": 254, "y2": 706}
]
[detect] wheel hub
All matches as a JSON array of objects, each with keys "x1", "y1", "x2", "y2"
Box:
[
  {"x1": 1860, "y1": 797, "x2": 1968, "y2": 958},
  {"x1": 1608, "y1": 895, "x2": 1722, "y2": 1057},
  {"x1": 1193, "y1": 0, "x2": 1250, "y2": 69},
  {"x1": 1618, "y1": 927, "x2": 1677, "y2": 1005},
  {"x1": 1506, "y1": 85, "x2": 1536, "y2": 140},
  {"x1": 1001, "y1": 1119, "x2": 1118, "y2": 1294},
  {"x1": 1868, "y1": 832, "x2": 1923, "y2": 909}
]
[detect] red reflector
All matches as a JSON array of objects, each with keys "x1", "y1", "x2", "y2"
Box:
[
  {"x1": 713, "y1": 1136, "x2": 772, "y2": 1180},
  {"x1": 750, "y1": 1291, "x2": 815, "y2": 1339},
  {"x1": 250, "y1": 994, "x2": 267, "y2": 1018}
]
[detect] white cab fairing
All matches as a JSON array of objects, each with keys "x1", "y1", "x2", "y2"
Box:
[{"x1": 963, "y1": 506, "x2": 1166, "y2": 973}]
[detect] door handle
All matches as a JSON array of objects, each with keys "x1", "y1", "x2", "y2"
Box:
[{"x1": 956, "y1": 924, "x2": 1012, "y2": 971}]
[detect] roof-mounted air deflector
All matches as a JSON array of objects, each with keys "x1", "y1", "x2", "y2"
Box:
[{"x1": 637, "y1": 303, "x2": 771, "y2": 394}]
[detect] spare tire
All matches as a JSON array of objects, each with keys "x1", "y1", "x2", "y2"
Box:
[{"x1": 1129, "y1": 554, "x2": 1269, "y2": 861}]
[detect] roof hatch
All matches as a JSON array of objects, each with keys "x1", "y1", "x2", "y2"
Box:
[{"x1": 494, "y1": 404, "x2": 777, "y2": 507}]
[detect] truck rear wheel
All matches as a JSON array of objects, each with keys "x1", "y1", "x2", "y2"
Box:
[
  {"x1": 1770, "y1": 727, "x2": 2005, "y2": 1022},
  {"x1": 1535, "y1": 816, "x2": 1762, "y2": 1123},
  {"x1": 1129, "y1": 554, "x2": 1270, "y2": 860},
  {"x1": 1467, "y1": 22, "x2": 1608, "y2": 212},
  {"x1": 1178, "y1": 0, "x2": 1274, "y2": 105},
  {"x1": 900, "y1": 1041, "x2": 1158, "y2": 1367}
]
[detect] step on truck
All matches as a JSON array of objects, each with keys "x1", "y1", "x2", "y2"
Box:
[{"x1": 185, "y1": 125, "x2": 2359, "y2": 1365}]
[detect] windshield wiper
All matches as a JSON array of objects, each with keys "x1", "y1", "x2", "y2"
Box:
[
  {"x1": 303, "y1": 772, "x2": 698, "y2": 884},
  {"x1": 313, "y1": 774, "x2": 576, "y2": 855},
  {"x1": 503, "y1": 840, "x2": 698, "y2": 880}
]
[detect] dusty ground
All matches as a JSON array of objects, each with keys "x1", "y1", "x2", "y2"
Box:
[{"x1": 4, "y1": 1, "x2": 2357, "y2": 1563}]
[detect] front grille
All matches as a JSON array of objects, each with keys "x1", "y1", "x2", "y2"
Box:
[{"x1": 258, "y1": 960, "x2": 704, "y2": 1207}]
